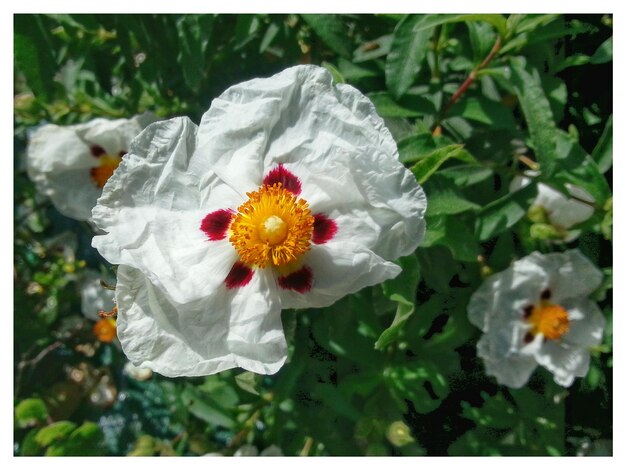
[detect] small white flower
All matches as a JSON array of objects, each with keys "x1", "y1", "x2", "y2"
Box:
[
  {"x1": 511, "y1": 175, "x2": 595, "y2": 239},
  {"x1": 468, "y1": 250, "x2": 605, "y2": 388},
  {"x1": 27, "y1": 113, "x2": 155, "y2": 222},
  {"x1": 92, "y1": 65, "x2": 427, "y2": 377}
]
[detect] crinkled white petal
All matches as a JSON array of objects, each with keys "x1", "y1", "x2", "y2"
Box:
[
  {"x1": 116, "y1": 265, "x2": 287, "y2": 377},
  {"x1": 477, "y1": 335, "x2": 538, "y2": 389},
  {"x1": 93, "y1": 118, "x2": 242, "y2": 304},
  {"x1": 194, "y1": 65, "x2": 426, "y2": 260},
  {"x1": 80, "y1": 269, "x2": 116, "y2": 321},
  {"x1": 27, "y1": 113, "x2": 155, "y2": 221},
  {"x1": 545, "y1": 250, "x2": 603, "y2": 303},
  {"x1": 279, "y1": 241, "x2": 401, "y2": 310}
]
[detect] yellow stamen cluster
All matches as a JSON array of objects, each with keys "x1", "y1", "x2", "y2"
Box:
[
  {"x1": 90, "y1": 155, "x2": 122, "y2": 188},
  {"x1": 229, "y1": 184, "x2": 314, "y2": 268},
  {"x1": 527, "y1": 302, "x2": 570, "y2": 340}
]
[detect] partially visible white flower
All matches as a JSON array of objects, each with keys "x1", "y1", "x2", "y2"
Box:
[
  {"x1": 233, "y1": 444, "x2": 283, "y2": 457},
  {"x1": 511, "y1": 175, "x2": 594, "y2": 239},
  {"x1": 468, "y1": 250, "x2": 605, "y2": 388},
  {"x1": 80, "y1": 269, "x2": 115, "y2": 321},
  {"x1": 27, "y1": 113, "x2": 155, "y2": 222},
  {"x1": 123, "y1": 362, "x2": 153, "y2": 381},
  {"x1": 92, "y1": 65, "x2": 427, "y2": 377}
]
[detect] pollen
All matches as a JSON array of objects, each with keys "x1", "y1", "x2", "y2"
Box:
[
  {"x1": 90, "y1": 154, "x2": 122, "y2": 188},
  {"x1": 229, "y1": 184, "x2": 314, "y2": 268},
  {"x1": 527, "y1": 301, "x2": 570, "y2": 341}
]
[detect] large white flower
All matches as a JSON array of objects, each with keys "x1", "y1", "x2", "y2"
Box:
[
  {"x1": 92, "y1": 65, "x2": 427, "y2": 377},
  {"x1": 468, "y1": 250, "x2": 605, "y2": 388},
  {"x1": 27, "y1": 113, "x2": 155, "y2": 221}
]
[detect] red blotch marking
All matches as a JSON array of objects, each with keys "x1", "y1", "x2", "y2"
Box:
[
  {"x1": 278, "y1": 266, "x2": 313, "y2": 293},
  {"x1": 225, "y1": 262, "x2": 254, "y2": 289},
  {"x1": 200, "y1": 209, "x2": 234, "y2": 241},
  {"x1": 118, "y1": 150, "x2": 127, "y2": 158},
  {"x1": 90, "y1": 144, "x2": 106, "y2": 157},
  {"x1": 312, "y1": 214, "x2": 338, "y2": 244},
  {"x1": 263, "y1": 164, "x2": 302, "y2": 195}
]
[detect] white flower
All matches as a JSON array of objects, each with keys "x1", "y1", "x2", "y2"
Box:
[
  {"x1": 27, "y1": 113, "x2": 155, "y2": 221},
  {"x1": 80, "y1": 269, "x2": 116, "y2": 321},
  {"x1": 468, "y1": 250, "x2": 605, "y2": 388},
  {"x1": 92, "y1": 65, "x2": 427, "y2": 377},
  {"x1": 233, "y1": 444, "x2": 284, "y2": 457},
  {"x1": 511, "y1": 175, "x2": 595, "y2": 239}
]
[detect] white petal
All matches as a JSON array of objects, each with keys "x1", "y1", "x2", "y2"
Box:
[
  {"x1": 93, "y1": 118, "x2": 242, "y2": 304},
  {"x1": 533, "y1": 341, "x2": 590, "y2": 387},
  {"x1": 76, "y1": 113, "x2": 156, "y2": 155},
  {"x1": 278, "y1": 241, "x2": 401, "y2": 309},
  {"x1": 115, "y1": 265, "x2": 286, "y2": 376},
  {"x1": 535, "y1": 183, "x2": 594, "y2": 230},
  {"x1": 562, "y1": 298, "x2": 605, "y2": 347},
  {"x1": 43, "y1": 168, "x2": 102, "y2": 221},
  {"x1": 542, "y1": 250, "x2": 603, "y2": 302},
  {"x1": 467, "y1": 253, "x2": 549, "y2": 332},
  {"x1": 477, "y1": 335, "x2": 538, "y2": 388}
]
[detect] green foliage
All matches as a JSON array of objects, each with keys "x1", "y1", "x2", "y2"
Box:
[{"x1": 13, "y1": 13, "x2": 612, "y2": 457}]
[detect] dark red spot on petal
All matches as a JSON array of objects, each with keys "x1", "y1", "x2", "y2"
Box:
[
  {"x1": 263, "y1": 164, "x2": 302, "y2": 195},
  {"x1": 200, "y1": 209, "x2": 234, "y2": 241},
  {"x1": 90, "y1": 145, "x2": 106, "y2": 157},
  {"x1": 540, "y1": 288, "x2": 552, "y2": 300},
  {"x1": 278, "y1": 266, "x2": 313, "y2": 293},
  {"x1": 312, "y1": 213, "x2": 338, "y2": 244},
  {"x1": 118, "y1": 150, "x2": 127, "y2": 158},
  {"x1": 523, "y1": 332, "x2": 535, "y2": 344},
  {"x1": 522, "y1": 305, "x2": 534, "y2": 319},
  {"x1": 225, "y1": 262, "x2": 254, "y2": 289}
]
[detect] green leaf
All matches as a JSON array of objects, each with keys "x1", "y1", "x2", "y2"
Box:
[
  {"x1": 467, "y1": 20, "x2": 497, "y2": 62},
  {"x1": 14, "y1": 15, "x2": 57, "y2": 101},
  {"x1": 375, "y1": 254, "x2": 419, "y2": 350},
  {"x1": 424, "y1": 174, "x2": 481, "y2": 215},
  {"x1": 475, "y1": 181, "x2": 538, "y2": 240},
  {"x1": 386, "y1": 360, "x2": 449, "y2": 414},
  {"x1": 46, "y1": 422, "x2": 103, "y2": 456},
  {"x1": 321, "y1": 61, "x2": 346, "y2": 84},
  {"x1": 448, "y1": 97, "x2": 516, "y2": 129},
  {"x1": 591, "y1": 37, "x2": 612, "y2": 64},
  {"x1": 176, "y1": 15, "x2": 214, "y2": 91},
  {"x1": 411, "y1": 145, "x2": 477, "y2": 184},
  {"x1": 438, "y1": 165, "x2": 493, "y2": 187},
  {"x1": 592, "y1": 115, "x2": 612, "y2": 173},
  {"x1": 510, "y1": 57, "x2": 559, "y2": 177},
  {"x1": 385, "y1": 15, "x2": 434, "y2": 99},
  {"x1": 397, "y1": 133, "x2": 437, "y2": 164},
  {"x1": 461, "y1": 392, "x2": 517, "y2": 429},
  {"x1": 406, "y1": 14, "x2": 508, "y2": 37},
  {"x1": 35, "y1": 421, "x2": 77, "y2": 447},
  {"x1": 15, "y1": 398, "x2": 49, "y2": 428},
  {"x1": 368, "y1": 92, "x2": 436, "y2": 118},
  {"x1": 181, "y1": 384, "x2": 236, "y2": 428},
  {"x1": 235, "y1": 371, "x2": 260, "y2": 396},
  {"x1": 20, "y1": 428, "x2": 43, "y2": 456},
  {"x1": 423, "y1": 215, "x2": 481, "y2": 262},
  {"x1": 301, "y1": 14, "x2": 353, "y2": 58}
]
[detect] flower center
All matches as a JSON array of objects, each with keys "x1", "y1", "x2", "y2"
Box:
[
  {"x1": 229, "y1": 184, "x2": 314, "y2": 268},
  {"x1": 90, "y1": 154, "x2": 122, "y2": 188},
  {"x1": 527, "y1": 302, "x2": 570, "y2": 340}
]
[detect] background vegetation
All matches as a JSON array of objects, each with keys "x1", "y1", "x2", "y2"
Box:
[{"x1": 14, "y1": 13, "x2": 612, "y2": 456}]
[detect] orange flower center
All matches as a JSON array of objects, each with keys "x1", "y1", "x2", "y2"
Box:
[
  {"x1": 229, "y1": 184, "x2": 314, "y2": 268},
  {"x1": 527, "y1": 301, "x2": 570, "y2": 340},
  {"x1": 90, "y1": 154, "x2": 122, "y2": 188}
]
